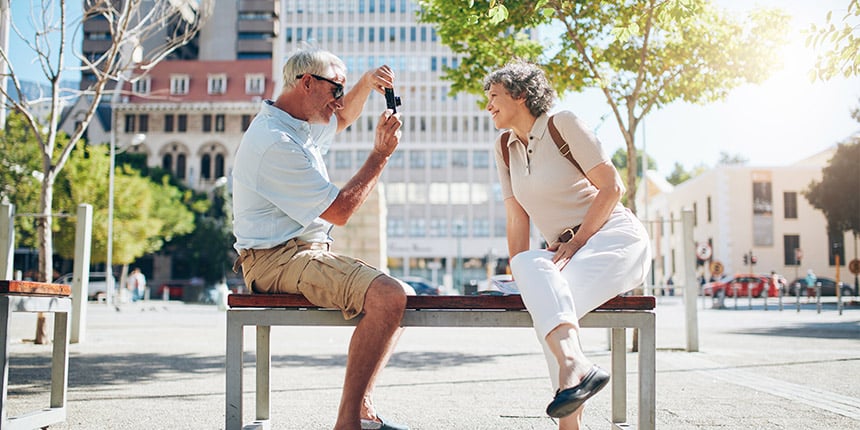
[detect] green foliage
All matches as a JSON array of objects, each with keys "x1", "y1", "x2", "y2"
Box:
[
  {"x1": 665, "y1": 161, "x2": 705, "y2": 185},
  {"x1": 419, "y1": 0, "x2": 789, "y2": 213},
  {"x1": 804, "y1": 141, "x2": 860, "y2": 236},
  {"x1": 0, "y1": 113, "x2": 45, "y2": 247},
  {"x1": 611, "y1": 147, "x2": 657, "y2": 177},
  {"x1": 46, "y1": 143, "x2": 196, "y2": 265},
  {"x1": 807, "y1": 0, "x2": 860, "y2": 80}
]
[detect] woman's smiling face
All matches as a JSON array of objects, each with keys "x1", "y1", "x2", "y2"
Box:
[{"x1": 486, "y1": 83, "x2": 523, "y2": 130}]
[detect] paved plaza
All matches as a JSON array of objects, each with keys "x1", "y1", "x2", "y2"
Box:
[{"x1": 5, "y1": 295, "x2": 859, "y2": 429}]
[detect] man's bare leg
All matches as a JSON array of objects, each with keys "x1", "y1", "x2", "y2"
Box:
[
  {"x1": 360, "y1": 327, "x2": 405, "y2": 421},
  {"x1": 334, "y1": 276, "x2": 407, "y2": 430}
]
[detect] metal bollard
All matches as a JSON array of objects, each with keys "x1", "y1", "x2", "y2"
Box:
[
  {"x1": 747, "y1": 283, "x2": 753, "y2": 310},
  {"x1": 796, "y1": 282, "x2": 802, "y2": 312},
  {"x1": 763, "y1": 284, "x2": 769, "y2": 311},
  {"x1": 816, "y1": 282, "x2": 822, "y2": 314},
  {"x1": 778, "y1": 284, "x2": 783, "y2": 311},
  {"x1": 733, "y1": 284, "x2": 740, "y2": 310},
  {"x1": 162, "y1": 286, "x2": 170, "y2": 301}
]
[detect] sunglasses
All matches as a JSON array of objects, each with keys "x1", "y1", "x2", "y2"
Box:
[{"x1": 296, "y1": 74, "x2": 344, "y2": 100}]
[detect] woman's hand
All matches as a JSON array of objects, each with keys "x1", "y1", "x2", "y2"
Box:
[{"x1": 548, "y1": 238, "x2": 584, "y2": 271}]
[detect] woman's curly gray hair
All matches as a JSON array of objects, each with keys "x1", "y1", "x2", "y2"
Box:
[{"x1": 483, "y1": 60, "x2": 556, "y2": 117}]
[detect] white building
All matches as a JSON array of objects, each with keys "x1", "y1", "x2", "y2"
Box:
[{"x1": 639, "y1": 145, "x2": 858, "y2": 290}]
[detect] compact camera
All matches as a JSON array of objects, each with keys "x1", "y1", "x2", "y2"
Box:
[{"x1": 384, "y1": 87, "x2": 402, "y2": 113}]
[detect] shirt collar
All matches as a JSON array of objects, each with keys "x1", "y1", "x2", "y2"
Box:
[{"x1": 262, "y1": 99, "x2": 312, "y2": 138}]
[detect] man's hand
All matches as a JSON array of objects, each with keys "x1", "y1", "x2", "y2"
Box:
[
  {"x1": 361, "y1": 65, "x2": 395, "y2": 94},
  {"x1": 372, "y1": 110, "x2": 402, "y2": 158}
]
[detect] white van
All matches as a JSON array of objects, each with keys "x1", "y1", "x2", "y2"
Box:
[{"x1": 53, "y1": 272, "x2": 116, "y2": 300}]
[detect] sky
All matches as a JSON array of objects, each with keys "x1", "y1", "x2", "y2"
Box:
[
  {"x1": 6, "y1": 1, "x2": 860, "y2": 178},
  {"x1": 554, "y1": 0, "x2": 860, "y2": 177}
]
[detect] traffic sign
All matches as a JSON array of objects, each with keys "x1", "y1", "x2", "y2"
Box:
[
  {"x1": 850, "y1": 258, "x2": 860, "y2": 275},
  {"x1": 710, "y1": 261, "x2": 724, "y2": 276},
  {"x1": 696, "y1": 243, "x2": 712, "y2": 260}
]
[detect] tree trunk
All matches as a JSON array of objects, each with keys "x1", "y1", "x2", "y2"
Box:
[{"x1": 35, "y1": 175, "x2": 54, "y2": 344}]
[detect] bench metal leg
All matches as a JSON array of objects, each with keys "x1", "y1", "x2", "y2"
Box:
[
  {"x1": 1, "y1": 295, "x2": 71, "y2": 430},
  {"x1": 638, "y1": 313, "x2": 657, "y2": 430},
  {"x1": 256, "y1": 326, "x2": 271, "y2": 423},
  {"x1": 226, "y1": 311, "x2": 245, "y2": 430},
  {"x1": 610, "y1": 327, "x2": 627, "y2": 426}
]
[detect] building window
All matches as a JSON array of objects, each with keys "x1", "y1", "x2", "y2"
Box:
[
  {"x1": 472, "y1": 218, "x2": 489, "y2": 237},
  {"x1": 164, "y1": 114, "x2": 174, "y2": 132},
  {"x1": 201, "y1": 154, "x2": 212, "y2": 180},
  {"x1": 242, "y1": 114, "x2": 252, "y2": 131},
  {"x1": 706, "y1": 196, "x2": 712, "y2": 222},
  {"x1": 429, "y1": 218, "x2": 447, "y2": 237},
  {"x1": 335, "y1": 150, "x2": 352, "y2": 169},
  {"x1": 176, "y1": 154, "x2": 186, "y2": 179},
  {"x1": 430, "y1": 150, "x2": 446, "y2": 169},
  {"x1": 451, "y1": 150, "x2": 468, "y2": 168},
  {"x1": 784, "y1": 192, "x2": 798, "y2": 219},
  {"x1": 177, "y1": 114, "x2": 187, "y2": 132},
  {"x1": 783, "y1": 235, "x2": 800, "y2": 266},
  {"x1": 203, "y1": 114, "x2": 212, "y2": 132},
  {"x1": 170, "y1": 75, "x2": 189, "y2": 95},
  {"x1": 388, "y1": 218, "x2": 405, "y2": 237},
  {"x1": 473, "y1": 150, "x2": 489, "y2": 168},
  {"x1": 133, "y1": 76, "x2": 151, "y2": 95},
  {"x1": 208, "y1": 74, "x2": 227, "y2": 95},
  {"x1": 215, "y1": 154, "x2": 225, "y2": 178},
  {"x1": 215, "y1": 114, "x2": 225, "y2": 132},
  {"x1": 409, "y1": 219, "x2": 426, "y2": 237},
  {"x1": 137, "y1": 114, "x2": 149, "y2": 132},
  {"x1": 409, "y1": 150, "x2": 425, "y2": 169},
  {"x1": 162, "y1": 153, "x2": 173, "y2": 171},
  {"x1": 245, "y1": 74, "x2": 265, "y2": 95},
  {"x1": 124, "y1": 114, "x2": 135, "y2": 132}
]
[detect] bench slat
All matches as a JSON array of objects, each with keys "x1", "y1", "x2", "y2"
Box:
[
  {"x1": 228, "y1": 293, "x2": 654, "y2": 311},
  {"x1": 0, "y1": 280, "x2": 71, "y2": 296}
]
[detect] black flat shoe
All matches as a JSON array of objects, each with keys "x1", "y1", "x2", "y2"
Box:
[
  {"x1": 360, "y1": 415, "x2": 409, "y2": 430},
  {"x1": 546, "y1": 365, "x2": 610, "y2": 418}
]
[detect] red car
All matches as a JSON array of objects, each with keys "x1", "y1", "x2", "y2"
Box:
[{"x1": 706, "y1": 274, "x2": 781, "y2": 298}]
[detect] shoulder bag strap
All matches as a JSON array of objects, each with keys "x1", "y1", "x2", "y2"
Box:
[
  {"x1": 547, "y1": 115, "x2": 586, "y2": 176},
  {"x1": 501, "y1": 130, "x2": 511, "y2": 168}
]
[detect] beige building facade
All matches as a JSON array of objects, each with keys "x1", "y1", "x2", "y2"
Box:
[{"x1": 640, "y1": 146, "x2": 857, "y2": 290}]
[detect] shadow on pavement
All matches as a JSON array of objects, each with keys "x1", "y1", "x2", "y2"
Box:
[
  {"x1": 7, "y1": 352, "x2": 224, "y2": 395},
  {"x1": 733, "y1": 320, "x2": 860, "y2": 340},
  {"x1": 271, "y1": 350, "x2": 537, "y2": 370}
]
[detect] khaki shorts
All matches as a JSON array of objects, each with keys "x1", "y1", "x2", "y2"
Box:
[{"x1": 236, "y1": 239, "x2": 383, "y2": 320}]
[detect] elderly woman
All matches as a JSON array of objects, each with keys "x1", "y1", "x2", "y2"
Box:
[{"x1": 484, "y1": 60, "x2": 651, "y2": 429}]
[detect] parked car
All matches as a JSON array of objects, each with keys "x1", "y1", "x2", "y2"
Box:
[
  {"x1": 786, "y1": 277, "x2": 853, "y2": 297},
  {"x1": 400, "y1": 276, "x2": 440, "y2": 295},
  {"x1": 53, "y1": 272, "x2": 116, "y2": 300},
  {"x1": 705, "y1": 274, "x2": 780, "y2": 298}
]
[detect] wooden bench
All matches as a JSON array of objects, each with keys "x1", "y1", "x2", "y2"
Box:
[
  {"x1": 1, "y1": 280, "x2": 72, "y2": 430},
  {"x1": 226, "y1": 293, "x2": 656, "y2": 430}
]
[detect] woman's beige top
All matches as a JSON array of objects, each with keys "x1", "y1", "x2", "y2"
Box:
[{"x1": 494, "y1": 110, "x2": 620, "y2": 243}]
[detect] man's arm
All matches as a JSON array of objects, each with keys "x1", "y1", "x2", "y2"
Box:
[
  {"x1": 321, "y1": 111, "x2": 402, "y2": 225},
  {"x1": 335, "y1": 65, "x2": 395, "y2": 132}
]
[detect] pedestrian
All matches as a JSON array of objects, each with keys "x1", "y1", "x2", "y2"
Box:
[
  {"x1": 231, "y1": 47, "x2": 412, "y2": 430},
  {"x1": 127, "y1": 267, "x2": 146, "y2": 302},
  {"x1": 484, "y1": 60, "x2": 651, "y2": 430},
  {"x1": 805, "y1": 268, "x2": 817, "y2": 300}
]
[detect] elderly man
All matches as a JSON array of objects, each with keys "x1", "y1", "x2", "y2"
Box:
[{"x1": 231, "y1": 48, "x2": 411, "y2": 430}]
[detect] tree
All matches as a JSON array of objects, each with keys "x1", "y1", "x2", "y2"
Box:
[
  {"x1": 808, "y1": 0, "x2": 860, "y2": 80},
  {"x1": 665, "y1": 161, "x2": 706, "y2": 185},
  {"x1": 419, "y1": 0, "x2": 790, "y2": 213},
  {"x1": 51, "y1": 145, "x2": 195, "y2": 268},
  {"x1": 717, "y1": 151, "x2": 749, "y2": 166},
  {"x1": 0, "y1": 0, "x2": 212, "y2": 282},
  {"x1": 804, "y1": 141, "x2": 860, "y2": 238}
]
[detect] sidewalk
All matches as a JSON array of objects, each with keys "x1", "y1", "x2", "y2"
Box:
[{"x1": 5, "y1": 295, "x2": 860, "y2": 429}]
